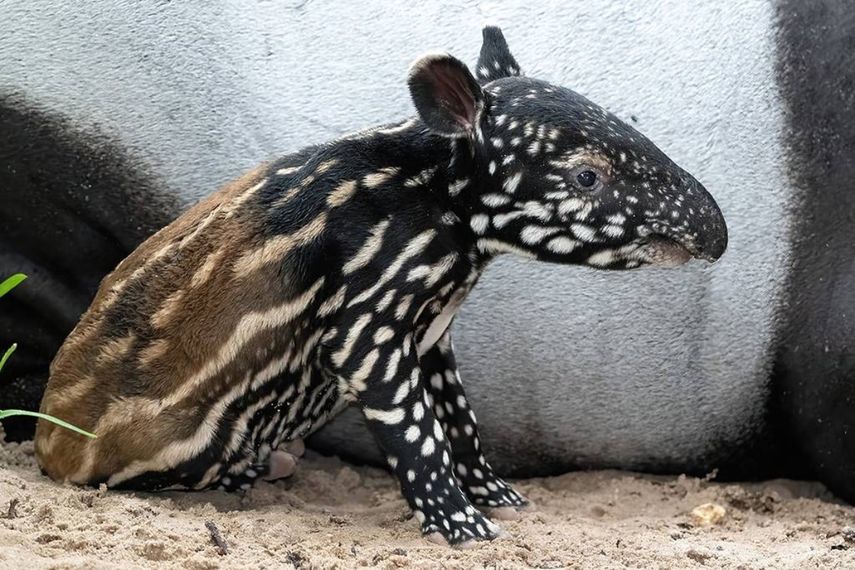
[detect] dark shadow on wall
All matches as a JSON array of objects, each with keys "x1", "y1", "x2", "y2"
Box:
[
  {"x1": 772, "y1": 0, "x2": 855, "y2": 501},
  {"x1": 0, "y1": 93, "x2": 180, "y2": 441}
]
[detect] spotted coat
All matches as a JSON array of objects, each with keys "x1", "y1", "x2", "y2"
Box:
[{"x1": 34, "y1": 27, "x2": 727, "y2": 545}]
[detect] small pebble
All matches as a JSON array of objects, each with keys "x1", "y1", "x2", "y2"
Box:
[{"x1": 691, "y1": 503, "x2": 726, "y2": 526}]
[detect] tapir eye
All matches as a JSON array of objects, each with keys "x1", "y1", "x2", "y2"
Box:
[
  {"x1": 571, "y1": 166, "x2": 604, "y2": 191},
  {"x1": 576, "y1": 170, "x2": 598, "y2": 188}
]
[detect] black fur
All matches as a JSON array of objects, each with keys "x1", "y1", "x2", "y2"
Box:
[
  {"x1": 476, "y1": 26, "x2": 523, "y2": 84},
  {"x1": 773, "y1": 0, "x2": 855, "y2": 503}
]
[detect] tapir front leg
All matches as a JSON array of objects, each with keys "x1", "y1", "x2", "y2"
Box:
[
  {"x1": 422, "y1": 331, "x2": 528, "y2": 515},
  {"x1": 329, "y1": 331, "x2": 502, "y2": 546}
]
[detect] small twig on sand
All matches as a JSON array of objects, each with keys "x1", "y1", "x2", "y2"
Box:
[
  {"x1": 5, "y1": 498, "x2": 19, "y2": 519},
  {"x1": 205, "y1": 520, "x2": 229, "y2": 555}
]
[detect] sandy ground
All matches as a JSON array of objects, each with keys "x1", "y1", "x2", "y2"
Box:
[{"x1": 2, "y1": 433, "x2": 855, "y2": 569}]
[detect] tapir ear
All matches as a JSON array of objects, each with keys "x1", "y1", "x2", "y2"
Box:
[
  {"x1": 408, "y1": 53, "x2": 485, "y2": 138},
  {"x1": 475, "y1": 26, "x2": 523, "y2": 85}
]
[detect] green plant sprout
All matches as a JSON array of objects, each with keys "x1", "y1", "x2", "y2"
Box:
[
  {"x1": 0, "y1": 273, "x2": 96, "y2": 439},
  {"x1": 0, "y1": 273, "x2": 26, "y2": 298}
]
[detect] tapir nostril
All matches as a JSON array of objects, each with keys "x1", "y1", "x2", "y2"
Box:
[
  {"x1": 700, "y1": 220, "x2": 728, "y2": 262},
  {"x1": 682, "y1": 179, "x2": 728, "y2": 262},
  {"x1": 710, "y1": 233, "x2": 728, "y2": 261}
]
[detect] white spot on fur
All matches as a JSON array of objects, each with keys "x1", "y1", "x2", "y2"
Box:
[
  {"x1": 477, "y1": 239, "x2": 536, "y2": 258},
  {"x1": 383, "y1": 349, "x2": 402, "y2": 383},
  {"x1": 363, "y1": 167, "x2": 400, "y2": 188},
  {"x1": 348, "y1": 231, "x2": 435, "y2": 308},
  {"x1": 404, "y1": 167, "x2": 437, "y2": 188},
  {"x1": 470, "y1": 214, "x2": 489, "y2": 235},
  {"x1": 441, "y1": 211, "x2": 459, "y2": 225},
  {"x1": 607, "y1": 213, "x2": 627, "y2": 225},
  {"x1": 522, "y1": 201, "x2": 552, "y2": 221},
  {"x1": 520, "y1": 225, "x2": 561, "y2": 245},
  {"x1": 349, "y1": 348, "x2": 380, "y2": 392},
  {"x1": 602, "y1": 224, "x2": 625, "y2": 238},
  {"x1": 481, "y1": 193, "x2": 510, "y2": 208},
  {"x1": 413, "y1": 402, "x2": 424, "y2": 421},
  {"x1": 492, "y1": 211, "x2": 525, "y2": 228},
  {"x1": 364, "y1": 407, "x2": 405, "y2": 425},
  {"x1": 332, "y1": 313, "x2": 372, "y2": 368},
  {"x1": 448, "y1": 178, "x2": 469, "y2": 196},
  {"x1": 391, "y1": 377, "x2": 412, "y2": 406},
  {"x1": 588, "y1": 250, "x2": 616, "y2": 266},
  {"x1": 503, "y1": 172, "x2": 523, "y2": 194},
  {"x1": 404, "y1": 425, "x2": 422, "y2": 443},
  {"x1": 343, "y1": 220, "x2": 390, "y2": 275},
  {"x1": 571, "y1": 223, "x2": 597, "y2": 242},
  {"x1": 546, "y1": 236, "x2": 578, "y2": 254},
  {"x1": 373, "y1": 326, "x2": 394, "y2": 345}
]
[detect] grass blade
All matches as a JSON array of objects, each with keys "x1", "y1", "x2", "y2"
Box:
[
  {"x1": 0, "y1": 344, "x2": 15, "y2": 374},
  {"x1": 0, "y1": 409, "x2": 97, "y2": 439},
  {"x1": 0, "y1": 273, "x2": 96, "y2": 438},
  {"x1": 0, "y1": 274, "x2": 93, "y2": 438},
  {"x1": 0, "y1": 274, "x2": 27, "y2": 298}
]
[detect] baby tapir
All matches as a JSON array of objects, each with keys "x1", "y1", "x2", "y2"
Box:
[{"x1": 35, "y1": 27, "x2": 727, "y2": 545}]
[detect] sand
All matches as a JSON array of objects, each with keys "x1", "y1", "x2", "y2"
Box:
[{"x1": 2, "y1": 432, "x2": 855, "y2": 570}]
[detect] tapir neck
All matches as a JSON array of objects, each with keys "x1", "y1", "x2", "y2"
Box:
[{"x1": 360, "y1": 119, "x2": 493, "y2": 267}]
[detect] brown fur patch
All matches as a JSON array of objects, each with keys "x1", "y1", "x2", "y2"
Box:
[
  {"x1": 34, "y1": 162, "x2": 301, "y2": 484},
  {"x1": 232, "y1": 212, "x2": 328, "y2": 275},
  {"x1": 138, "y1": 339, "x2": 170, "y2": 367},
  {"x1": 151, "y1": 290, "x2": 186, "y2": 329},
  {"x1": 550, "y1": 150, "x2": 614, "y2": 180}
]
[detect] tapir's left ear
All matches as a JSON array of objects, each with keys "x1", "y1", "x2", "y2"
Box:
[
  {"x1": 408, "y1": 53, "x2": 485, "y2": 138},
  {"x1": 475, "y1": 26, "x2": 522, "y2": 85}
]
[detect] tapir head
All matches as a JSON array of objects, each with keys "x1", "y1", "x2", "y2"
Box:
[{"x1": 408, "y1": 26, "x2": 727, "y2": 268}]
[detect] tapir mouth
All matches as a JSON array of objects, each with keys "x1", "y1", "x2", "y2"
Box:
[
  {"x1": 633, "y1": 235, "x2": 695, "y2": 268},
  {"x1": 633, "y1": 217, "x2": 727, "y2": 266}
]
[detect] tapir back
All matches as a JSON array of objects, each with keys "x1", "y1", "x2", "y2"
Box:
[{"x1": 34, "y1": 162, "x2": 301, "y2": 484}]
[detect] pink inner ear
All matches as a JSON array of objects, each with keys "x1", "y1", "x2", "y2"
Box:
[{"x1": 428, "y1": 63, "x2": 476, "y2": 130}]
